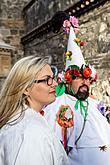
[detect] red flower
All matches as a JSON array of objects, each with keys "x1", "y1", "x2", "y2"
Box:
[
  {"x1": 64, "y1": 70, "x2": 73, "y2": 83},
  {"x1": 83, "y1": 67, "x2": 92, "y2": 78},
  {"x1": 73, "y1": 69, "x2": 80, "y2": 77},
  {"x1": 65, "y1": 51, "x2": 72, "y2": 57},
  {"x1": 80, "y1": 41, "x2": 85, "y2": 46}
]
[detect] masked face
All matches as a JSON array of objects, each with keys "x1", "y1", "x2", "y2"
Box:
[
  {"x1": 74, "y1": 84, "x2": 89, "y2": 100},
  {"x1": 71, "y1": 77, "x2": 90, "y2": 100}
]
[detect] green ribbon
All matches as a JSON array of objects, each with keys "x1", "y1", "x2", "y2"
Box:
[
  {"x1": 70, "y1": 83, "x2": 75, "y2": 95},
  {"x1": 75, "y1": 100, "x2": 88, "y2": 119},
  {"x1": 55, "y1": 82, "x2": 66, "y2": 96}
]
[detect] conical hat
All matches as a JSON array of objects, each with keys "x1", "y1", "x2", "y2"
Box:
[
  {"x1": 65, "y1": 26, "x2": 85, "y2": 70},
  {"x1": 50, "y1": 11, "x2": 97, "y2": 83}
]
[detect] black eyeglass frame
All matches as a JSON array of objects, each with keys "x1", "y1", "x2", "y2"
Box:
[{"x1": 34, "y1": 76, "x2": 55, "y2": 86}]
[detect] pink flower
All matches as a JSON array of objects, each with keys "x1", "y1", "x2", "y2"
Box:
[
  {"x1": 63, "y1": 20, "x2": 71, "y2": 28},
  {"x1": 57, "y1": 72, "x2": 65, "y2": 83},
  {"x1": 63, "y1": 27, "x2": 70, "y2": 34},
  {"x1": 63, "y1": 20, "x2": 71, "y2": 34},
  {"x1": 74, "y1": 28, "x2": 79, "y2": 33},
  {"x1": 69, "y1": 16, "x2": 79, "y2": 28}
]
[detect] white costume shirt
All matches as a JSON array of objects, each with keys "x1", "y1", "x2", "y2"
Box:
[
  {"x1": 44, "y1": 93, "x2": 110, "y2": 165},
  {"x1": 0, "y1": 108, "x2": 69, "y2": 165}
]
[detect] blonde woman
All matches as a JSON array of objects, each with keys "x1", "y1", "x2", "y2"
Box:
[{"x1": 0, "y1": 56, "x2": 69, "y2": 165}]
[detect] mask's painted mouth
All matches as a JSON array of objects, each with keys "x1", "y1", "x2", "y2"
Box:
[
  {"x1": 80, "y1": 85, "x2": 88, "y2": 92},
  {"x1": 74, "y1": 84, "x2": 89, "y2": 101}
]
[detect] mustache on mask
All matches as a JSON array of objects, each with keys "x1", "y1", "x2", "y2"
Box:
[
  {"x1": 78, "y1": 84, "x2": 89, "y2": 92},
  {"x1": 74, "y1": 84, "x2": 89, "y2": 101}
]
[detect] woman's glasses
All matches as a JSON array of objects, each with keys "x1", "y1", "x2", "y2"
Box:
[{"x1": 34, "y1": 76, "x2": 55, "y2": 86}]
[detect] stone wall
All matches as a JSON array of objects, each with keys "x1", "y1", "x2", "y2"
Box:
[
  {"x1": 0, "y1": 0, "x2": 29, "y2": 64},
  {"x1": 79, "y1": 1, "x2": 110, "y2": 106},
  {"x1": 0, "y1": 0, "x2": 29, "y2": 88},
  {"x1": 91, "y1": 79, "x2": 110, "y2": 106},
  {"x1": 79, "y1": 1, "x2": 110, "y2": 73}
]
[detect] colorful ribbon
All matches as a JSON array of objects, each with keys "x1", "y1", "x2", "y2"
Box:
[{"x1": 75, "y1": 100, "x2": 88, "y2": 119}]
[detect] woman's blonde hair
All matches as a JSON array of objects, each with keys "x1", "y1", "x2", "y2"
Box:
[{"x1": 0, "y1": 55, "x2": 50, "y2": 129}]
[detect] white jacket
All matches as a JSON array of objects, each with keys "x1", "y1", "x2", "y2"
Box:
[{"x1": 0, "y1": 108, "x2": 69, "y2": 165}]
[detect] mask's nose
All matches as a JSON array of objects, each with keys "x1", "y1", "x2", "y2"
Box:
[{"x1": 82, "y1": 78, "x2": 90, "y2": 86}]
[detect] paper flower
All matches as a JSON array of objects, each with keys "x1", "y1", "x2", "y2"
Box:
[
  {"x1": 56, "y1": 105, "x2": 74, "y2": 150},
  {"x1": 57, "y1": 72, "x2": 66, "y2": 83},
  {"x1": 69, "y1": 16, "x2": 79, "y2": 28},
  {"x1": 89, "y1": 65, "x2": 98, "y2": 83},
  {"x1": 63, "y1": 20, "x2": 71, "y2": 27},
  {"x1": 63, "y1": 16, "x2": 79, "y2": 34},
  {"x1": 65, "y1": 51, "x2": 72, "y2": 59},
  {"x1": 83, "y1": 67, "x2": 92, "y2": 78},
  {"x1": 64, "y1": 70, "x2": 73, "y2": 83},
  {"x1": 74, "y1": 37, "x2": 80, "y2": 43},
  {"x1": 97, "y1": 101, "x2": 106, "y2": 116},
  {"x1": 73, "y1": 69, "x2": 80, "y2": 77},
  {"x1": 56, "y1": 105, "x2": 74, "y2": 128},
  {"x1": 64, "y1": 51, "x2": 72, "y2": 65},
  {"x1": 74, "y1": 38, "x2": 85, "y2": 47},
  {"x1": 80, "y1": 41, "x2": 85, "y2": 46},
  {"x1": 63, "y1": 20, "x2": 71, "y2": 34}
]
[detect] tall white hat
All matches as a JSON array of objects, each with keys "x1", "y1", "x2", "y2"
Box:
[
  {"x1": 50, "y1": 11, "x2": 97, "y2": 82},
  {"x1": 65, "y1": 26, "x2": 85, "y2": 70}
]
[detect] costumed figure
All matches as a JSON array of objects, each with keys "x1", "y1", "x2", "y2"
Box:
[{"x1": 44, "y1": 11, "x2": 110, "y2": 165}]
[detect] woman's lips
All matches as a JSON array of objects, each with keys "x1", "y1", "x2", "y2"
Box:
[
  {"x1": 49, "y1": 90, "x2": 57, "y2": 96},
  {"x1": 49, "y1": 90, "x2": 55, "y2": 94}
]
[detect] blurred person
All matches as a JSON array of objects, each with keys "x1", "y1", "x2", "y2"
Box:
[{"x1": 0, "y1": 55, "x2": 69, "y2": 165}]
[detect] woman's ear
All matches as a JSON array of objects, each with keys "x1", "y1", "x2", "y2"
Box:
[{"x1": 23, "y1": 87, "x2": 30, "y2": 96}]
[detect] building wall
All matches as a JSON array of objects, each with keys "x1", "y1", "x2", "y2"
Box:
[
  {"x1": 23, "y1": 0, "x2": 80, "y2": 33},
  {"x1": 79, "y1": 2, "x2": 110, "y2": 104},
  {"x1": 0, "y1": 0, "x2": 29, "y2": 89},
  {"x1": 79, "y1": 1, "x2": 110, "y2": 77},
  {"x1": 0, "y1": 0, "x2": 29, "y2": 63}
]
